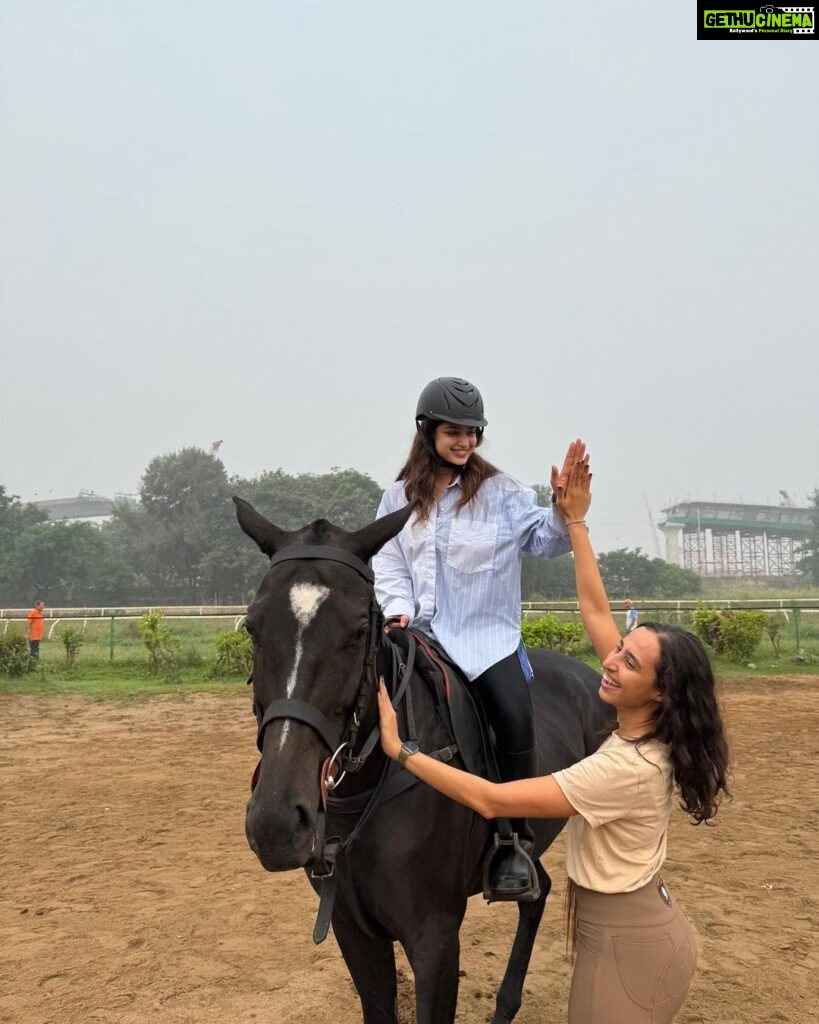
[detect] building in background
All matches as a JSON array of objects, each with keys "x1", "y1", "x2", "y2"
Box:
[
  {"x1": 657, "y1": 500, "x2": 812, "y2": 578},
  {"x1": 33, "y1": 490, "x2": 137, "y2": 526}
]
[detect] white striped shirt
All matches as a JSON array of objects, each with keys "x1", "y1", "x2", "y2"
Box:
[{"x1": 372, "y1": 474, "x2": 571, "y2": 680}]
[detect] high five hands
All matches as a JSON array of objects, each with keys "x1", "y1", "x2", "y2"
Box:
[
  {"x1": 551, "y1": 439, "x2": 586, "y2": 501},
  {"x1": 554, "y1": 444, "x2": 592, "y2": 524}
]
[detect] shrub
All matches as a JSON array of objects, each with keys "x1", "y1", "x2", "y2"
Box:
[
  {"x1": 60, "y1": 624, "x2": 85, "y2": 669},
  {"x1": 212, "y1": 629, "x2": 253, "y2": 677},
  {"x1": 691, "y1": 606, "x2": 722, "y2": 649},
  {"x1": 718, "y1": 611, "x2": 766, "y2": 662},
  {"x1": 0, "y1": 629, "x2": 29, "y2": 676},
  {"x1": 521, "y1": 614, "x2": 585, "y2": 655},
  {"x1": 691, "y1": 606, "x2": 766, "y2": 663},
  {"x1": 765, "y1": 616, "x2": 781, "y2": 657},
  {"x1": 138, "y1": 611, "x2": 180, "y2": 679}
]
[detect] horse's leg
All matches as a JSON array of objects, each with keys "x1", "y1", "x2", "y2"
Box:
[
  {"x1": 490, "y1": 861, "x2": 552, "y2": 1024},
  {"x1": 402, "y1": 912, "x2": 464, "y2": 1024},
  {"x1": 333, "y1": 915, "x2": 398, "y2": 1024}
]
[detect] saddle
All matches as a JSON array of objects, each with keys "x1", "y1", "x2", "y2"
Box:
[{"x1": 385, "y1": 627, "x2": 492, "y2": 780}]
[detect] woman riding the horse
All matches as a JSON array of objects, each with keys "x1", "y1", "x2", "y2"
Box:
[
  {"x1": 377, "y1": 457, "x2": 731, "y2": 1024},
  {"x1": 372, "y1": 375, "x2": 584, "y2": 901}
]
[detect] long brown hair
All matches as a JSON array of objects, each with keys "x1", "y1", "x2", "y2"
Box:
[
  {"x1": 636, "y1": 623, "x2": 731, "y2": 824},
  {"x1": 397, "y1": 420, "x2": 499, "y2": 523}
]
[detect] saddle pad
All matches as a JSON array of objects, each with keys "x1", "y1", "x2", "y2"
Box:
[{"x1": 388, "y1": 628, "x2": 490, "y2": 779}]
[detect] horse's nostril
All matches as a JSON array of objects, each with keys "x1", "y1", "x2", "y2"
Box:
[{"x1": 296, "y1": 803, "x2": 312, "y2": 833}]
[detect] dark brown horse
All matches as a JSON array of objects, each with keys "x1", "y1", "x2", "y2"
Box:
[{"x1": 235, "y1": 497, "x2": 613, "y2": 1024}]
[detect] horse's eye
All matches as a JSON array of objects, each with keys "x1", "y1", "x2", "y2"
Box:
[{"x1": 348, "y1": 623, "x2": 369, "y2": 647}]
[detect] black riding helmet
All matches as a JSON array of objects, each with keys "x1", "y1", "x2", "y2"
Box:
[
  {"x1": 415, "y1": 377, "x2": 488, "y2": 429},
  {"x1": 415, "y1": 377, "x2": 486, "y2": 471}
]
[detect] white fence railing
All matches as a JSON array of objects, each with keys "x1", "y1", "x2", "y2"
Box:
[{"x1": 2, "y1": 599, "x2": 818, "y2": 624}]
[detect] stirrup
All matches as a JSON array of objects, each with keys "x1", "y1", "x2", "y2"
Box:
[{"x1": 482, "y1": 832, "x2": 540, "y2": 903}]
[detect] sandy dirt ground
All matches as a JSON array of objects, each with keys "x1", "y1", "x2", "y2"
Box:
[{"x1": 1, "y1": 678, "x2": 817, "y2": 1024}]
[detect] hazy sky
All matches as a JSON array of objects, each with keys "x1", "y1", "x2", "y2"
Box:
[{"x1": 2, "y1": 2, "x2": 817, "y2": 554}]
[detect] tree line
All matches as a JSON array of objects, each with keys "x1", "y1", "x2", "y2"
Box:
[{"x1": 6, "y1": 446, "x2": 804, "y2": 608}]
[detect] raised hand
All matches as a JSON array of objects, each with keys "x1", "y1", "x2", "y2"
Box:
[
  {"x1": 548, "y1": 436, "x2": 589, "y2": 499},
  {"x1": 550, "y1": 438, "x2": 586, "y2": 502},
  {"x1": 556, "y1": 456, "x2": 592, "y2": 523}
]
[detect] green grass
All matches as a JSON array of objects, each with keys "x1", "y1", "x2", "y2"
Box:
[
  {"x1": 698, "y1": 580, "x2": 819, "y2": 600},
  {"x1": 0, "y1": 616, "x2": 249, "y2": 701},
  {"x1": 2, "y1": 609, "x2": 817, "y2": 703},
  {"x1": 0, "y1": 668, "x2": 248, "y2": 702}
]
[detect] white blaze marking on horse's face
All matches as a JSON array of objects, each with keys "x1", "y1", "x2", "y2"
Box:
[
  {"x1": 280, "y1": 583, "x2": 331, "y2": 745},
  {"x1": 289, "y1": 583, "x2": 330, "y2": 628}
]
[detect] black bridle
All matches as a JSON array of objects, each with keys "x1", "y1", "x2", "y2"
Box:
[
  {"x1": 252, "y1": 544, "x2": 384, "y2": 780},
  {"x1": 247, "y1": 541, "x2": 455, "y2": 945}
]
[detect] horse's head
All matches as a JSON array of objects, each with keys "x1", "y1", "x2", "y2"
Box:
[{"x1": 234, "y1": 496, "x2": 414, "y2": 871}]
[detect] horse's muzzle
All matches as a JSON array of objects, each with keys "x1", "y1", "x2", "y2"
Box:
[{"x1": 245, "y1": 791, "x2": 317, "y2": 871}]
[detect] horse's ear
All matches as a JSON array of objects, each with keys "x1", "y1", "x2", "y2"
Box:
[
  {"x1": 348, "y1": 502, "x2": 417, "y2": 563},
  {"x1": 233, "y1": 497, "x2": 289, "y2": 557}
]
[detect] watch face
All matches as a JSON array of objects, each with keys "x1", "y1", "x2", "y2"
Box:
[{"x1": 399, "y1": 740, "x2": 420, "y2": 766}]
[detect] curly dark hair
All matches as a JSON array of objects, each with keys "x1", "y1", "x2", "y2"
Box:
[
  {"x1": 637, "y1": 623, "x2": 731, "y2": 825},
  {"x1": 396, "y1": 420, "x2": 499, "y2": 523}
]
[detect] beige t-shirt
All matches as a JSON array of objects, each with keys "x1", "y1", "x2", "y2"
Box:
[{"x1": 552, "y1": 732, "x2": 673, "y2": 893}]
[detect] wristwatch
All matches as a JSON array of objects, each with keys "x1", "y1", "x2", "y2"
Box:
[{"x1": 398, "y1": 740, "x2": 420, "y2": 767}]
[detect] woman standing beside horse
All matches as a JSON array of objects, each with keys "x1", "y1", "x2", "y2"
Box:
[
  {"x1": 373, "y1": 375, "x2": 584, "y2": 900},
  {"x1": 377, "y1": 457, "x2": 731, "y2": 1024}
]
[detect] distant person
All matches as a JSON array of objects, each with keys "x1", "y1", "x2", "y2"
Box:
[
  {"x1": 625, "y1": 598, "x2": 638, "y2": 632},
  {"x1": 27, "y1": 600, "x2": 45, "y2": 662}
]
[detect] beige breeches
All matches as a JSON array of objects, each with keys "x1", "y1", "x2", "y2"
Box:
[{"x1": 568, "y1": 876, "x2": 698, "y2": 1024}]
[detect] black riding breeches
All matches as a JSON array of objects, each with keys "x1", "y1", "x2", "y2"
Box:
[{"x1": 470, "y1": 650, "x2": 534, "y2": 755}]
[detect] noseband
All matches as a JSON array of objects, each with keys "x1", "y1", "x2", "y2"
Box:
[{"x1": 252, "y1": 544, "x2": 383, "y2": 783}]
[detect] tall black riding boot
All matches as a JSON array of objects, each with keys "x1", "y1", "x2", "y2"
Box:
[{"x1": 483, "y1": 747, "x2": 540, "y2": 903}]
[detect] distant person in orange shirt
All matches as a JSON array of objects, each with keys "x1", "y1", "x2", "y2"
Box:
[{"x1": 27, "y1": 600, "x2": 45, "y2": 662}]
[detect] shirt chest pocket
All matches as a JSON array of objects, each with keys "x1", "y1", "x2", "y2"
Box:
[{"x1": 445, "y1": 519, "x2": 498, "y2": 574}]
